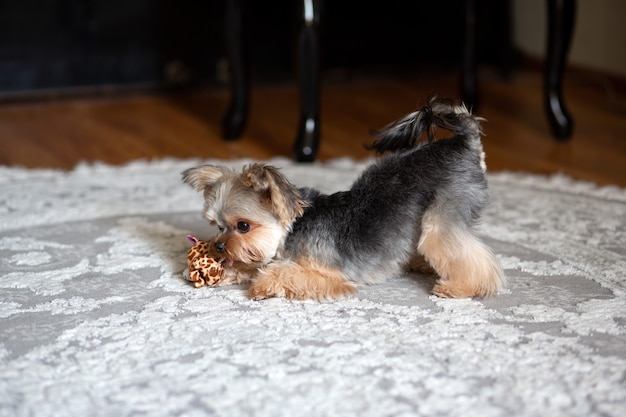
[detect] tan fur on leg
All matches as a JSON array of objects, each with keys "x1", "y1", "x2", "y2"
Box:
[
  {"x1": 217, "y1": 265, "x2": 256, "y2": 286},
  {"x1": 249, "y1": 259, "x2": 357, "y2": 301},
  {"x1": 418, "y1": 211, "x2": 505, "y2": 298}
]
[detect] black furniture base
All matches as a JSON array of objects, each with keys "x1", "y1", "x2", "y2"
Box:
[{"x1": 221, "y1": 0, "x2": 576, "y2": 161}]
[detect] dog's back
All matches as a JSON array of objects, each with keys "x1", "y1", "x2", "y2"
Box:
[{"x1": 359, "y1": 99, "x2": 490, "y2": 226}]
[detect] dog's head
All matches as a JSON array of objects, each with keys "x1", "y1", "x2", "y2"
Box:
[{"x1": 182, "y1": 163, "x2": 307, "y2": 265}]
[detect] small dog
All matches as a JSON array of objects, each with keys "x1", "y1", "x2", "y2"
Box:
[{"x1": 182, "y1": 99, "x2": 504, "y2": 300}]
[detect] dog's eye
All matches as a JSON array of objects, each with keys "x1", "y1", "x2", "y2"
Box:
[
  {"x1": 218, "y1": 226, "x2": 224, "y2": 233},
  {"x1": 236, "y1": 221, "x2": 250, "y2": 233}
]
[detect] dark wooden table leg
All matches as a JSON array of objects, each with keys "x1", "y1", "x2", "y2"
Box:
[
  {"x1": 545, "y1": 0, "x2": 576, "y2": 139},
  {"x1": 221, "y1": 0, "x2": 249, "y2": 140},
  {"x1": 293, "y1": 0, "x2": 320, "y2": 162},
  {"x1": 462, "y1": 0, "x2": 478, "y2": 110}
]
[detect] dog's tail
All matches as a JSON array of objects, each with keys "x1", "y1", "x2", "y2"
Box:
[{"x1": 368, "y1": 98, "x2": 484, "y2": 154}]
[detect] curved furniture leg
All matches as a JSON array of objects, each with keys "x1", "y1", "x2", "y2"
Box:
[
  {"x1": 545, "y1": 0, "x2": 576, "y2": 140},
  {"x1": 221, "y1": 0, "x2": 249, "y2": 140},
  {"x1": 293, "y1": 0, "x2": 321, "y2": 162},
  {"x1": 462, "y1": 0, "x2": 478, "y2": 110}
]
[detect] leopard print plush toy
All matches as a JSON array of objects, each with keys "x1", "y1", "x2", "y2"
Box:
[{"x1": 183, "y1": 235, "x2": 225, "y2": 288}]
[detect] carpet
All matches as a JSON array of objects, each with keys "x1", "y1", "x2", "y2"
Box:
[{"x1": 1, "y1": 158, "x2": 625, "y2": 417}]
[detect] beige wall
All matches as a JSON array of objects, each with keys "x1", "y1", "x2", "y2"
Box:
[{"x1": 513, "y1": 0, "x2": 626, "y2": 77}]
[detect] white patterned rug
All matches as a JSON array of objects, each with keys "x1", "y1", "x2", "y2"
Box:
[{"x1": 1, "y1": 158, "x2": 625, "y2": 417}]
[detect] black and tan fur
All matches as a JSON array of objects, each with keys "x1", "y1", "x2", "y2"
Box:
[{"x1": 182, "y1": 99, "x2": 504, "y2": 300}]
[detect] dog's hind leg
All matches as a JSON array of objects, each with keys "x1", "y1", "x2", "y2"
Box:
[
  {"x1": 249, "y1": 259, "x2": 357, "y2": 301},
  {"x1": 417, "y1": 209, "x2": 504, "y2": 298}
]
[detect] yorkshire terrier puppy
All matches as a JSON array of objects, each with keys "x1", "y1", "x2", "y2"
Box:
[{"x1": 182, "y1": 98, "x2": 504, "y2": 300}]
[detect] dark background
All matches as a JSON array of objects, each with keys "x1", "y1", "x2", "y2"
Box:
[{"x1": 0, "y1": 0, "x2": 516, "y2": 97}]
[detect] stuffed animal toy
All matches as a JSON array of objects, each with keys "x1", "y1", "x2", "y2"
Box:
[{"x1": 183, "y1": 235, "x2": 225, "y2": 288}]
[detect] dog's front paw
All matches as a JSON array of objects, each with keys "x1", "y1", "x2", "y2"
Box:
[
  {"x1": 248, "y1": 286, "x2": 270, "y2": 301},
  {"x1": 248, "y1": 281, "x2": 288, "y2": 301}
]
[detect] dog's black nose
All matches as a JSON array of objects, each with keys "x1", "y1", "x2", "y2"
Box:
[{"x1": 214, "y1": 241, "x2": 226, "y2": 253}]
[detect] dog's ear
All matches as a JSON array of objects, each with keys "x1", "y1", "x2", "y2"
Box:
[
  {"x1": 182, "y1": 165, "x2": 230, "y2": 192},
  {"x1": 241, "y1": 164, "x2": 308, "y2": 224}
]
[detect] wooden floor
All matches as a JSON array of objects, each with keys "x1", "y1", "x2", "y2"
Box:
[{"x1": 1, "y1": 67, "x2": 625, "y2": 187}]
